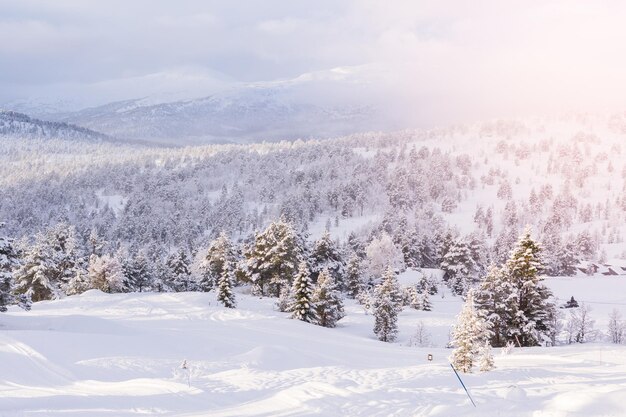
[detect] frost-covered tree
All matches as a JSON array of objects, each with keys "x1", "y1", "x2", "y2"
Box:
[
  {"x1": 244, "y1": 219, "x2": 305, "y2": 297},
  {"x1": 312, "y1": 268, "x2": 344, "y2": 327},
  {"x1": 345, "y1": 254, "x2": 365, "y2": 298},
  {"x1": 0, "y1": 227, "x2": 30, "y2": 311},
  {"x1": 287, "y1": 261, "x2": 316, "y2": 323},
  {"x1": 474, "y1": 265, "x2": 514, "y2": 347},
  {"x1": 167, "y1": 249, "x2": 193, "y2": 292},
  {"x1": 365, "y1": 232, "x2": 404, "y2": 280},
  {"x1": 478, "y1": 340, "x2": 495, "y2": 372},
  {"x1": 450, "y1": 290, "x2": 488, "y2": 373},
  {"x1": 440, "y1": 238, "x2": 477, "y2": 296},
  {"x1": 373, "y1": 267, "x2": 403, "y2": 342},
  {"x1": 65, "y1": 269, "x2": 91, "y2": 295},
  {"x1": 199, "y1": 232, "x2": 236, "y2": 292},
  {"x1": 608, "y1": 309, "x2": 625, "y2": 344},
  {"x1": 309, "y1": 231, "x2": 345, "y2": 287},
  {"x1": 567, "y1": 303, "x2": 595, "y2": 343},
  {"x1": 87, "y1": 254, "x2": 125, "y2": 293},
  {"x1": 504, "y1": 229, "x2": 555, "y2": 346},
  {"x1": 126, "y1": 250, "x2": 152, "y2": 292},
  {"x1": 14, "y1": 237, "x2": 58, "y2": 302},
  {"x1": 216, "y1": 269, "x2": 236, "y2": 308}
]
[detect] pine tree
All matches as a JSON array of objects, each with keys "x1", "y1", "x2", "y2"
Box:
[
  {"x1": 450, "y1": 290, "x2": 488, "y2": 373},
  {"x1": 345, "y1": 254, "x2": 365, "y2": 299},
  {"x1": 440, "y1": 238, "x2": 477, "y2": 296},
  {"x1": 504, "y1": 228, "x2": 555, "y2": 346},
  {"x1": 373, "y1": 267, "x2": 402, "y2": 342},
  {"x1": 309, "y1": 231, "x2": 345, "y2": 286},
  {"x1": 287, "y1": 261, "x2": 316, "y2": 323},
  {"x1": 216, "y1": 270, "x2": 236, "y2": 308},
  {"x1": 244, "y1": 218, "x2": 305, "y2": 297},
  {"x1": 474, "y1": 265, "x2": 514, "y2": 347},
  {"x1": 14, "y1": 237, "x2": 58, "y2": 302},
  {"x1": 478, "y1": 340, "x2": 495, "y2": 372},
  {"x1": 312, "y1": 268, "x2": 345, "y2": 328},
  {"x1": 87, "y1": 254, "x2": 125, "y2": 293},
  {"x1": 127, "y1": 250, "x2": 152, "y2": 292},
  {"x1": 200, "y1": 232, "x2": 236, "y2": 292},
  {"x1": 0, "y1": 227, "x2": 30, "y2": 311},
  {"x1": 167, "y1": 249, "x2": 193, "y2": 292}
]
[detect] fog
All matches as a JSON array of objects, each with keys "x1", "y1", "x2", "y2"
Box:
[{"x1": 1, "y1": 0, "x2": 625, "y2": 125}]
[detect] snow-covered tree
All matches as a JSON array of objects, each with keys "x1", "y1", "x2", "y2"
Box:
[
  {"x1": 365, "y1": 232, "x2": 404, "y2": 280},
  {"x1": 440, "y1": 238, "x2": 477, "y2": 296},
  {"x1": 287, "y1": 261, "x2": 316, "y2": 323},
  {"x1": 345, "y1": 254, "x2": 366, "y2": 298},
  {"x1": 87, "y1": 254, "x2": 125, "y2": 293},
  {"x1": 166, "y1": 249, "x2": 193, "y2": 292},
  {"x1": 126, "y1": 250, "x2": 152, "y2": 292},
  {"x1": 245, "y1": 219, "x2": 305, "y2": 297},
  {"x1": 14, "y1": 237, "x2": 58, "y2": 302},
  {"x1": 373, "y1": 267, "x2": 402, "y2": 342},
  {"x1": 309, "y1": 231, "x2": 345, "y2": 286},
  {"x1": 478, "y1": 340, "x2": 495, "y2": 372},
  {"x1": 0, "y1": 227, "x2": 30, "y2": 311},
  {"x1": 567, "y1": 303, "x2": 595, "y2": 343},
  {"x1": 608, "y1": 309, "x2": 625, "y2": 344},
  {"x1": 504, "y1": 229, "x2": 555, "y2": 346},
  {"x1": 312, "y1": 268, "x2": 344, "y2": 327},
  {"x1": 450, "y1": 290, "x2": 488, "y2": 373},
  {"x1": 199, "y1": 232, "x2": 237, "y2": 292},
  {"x1": 216, "y1": 269, "x2": 236, "y2": 308}
]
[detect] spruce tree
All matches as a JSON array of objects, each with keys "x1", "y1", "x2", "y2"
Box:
[
  {"x1": 474, "y1": 265, "x2": 514, "y2": 347},
  {"x1": 345, "y1": 254, "x2": 365, "y2": 299},
  {"x1": 450, "y1": 290, "x2": 488, "y2": 373},
  {"x1": 287, "y1": 261, "x2": 316, "y2": 323},
  {"x1": 200, "y1": 232, "x2": 236, "y2": 292},
  {"x1": 244, "y1": 218, "x2": 305, "y2": 297},
  {"x1": 505, "y1": 229, "x2": 555, "y2": 346},
  {"x1": 478, "y1": 340, "x2": 495, "y2": 372},
  {"x1": 0, "y1": 228, "x2": 30, "y2": 311},
  {"x1": 217, "y1": 270, "x2": 236, "y2": 308},
  {"x1": 309, "y1": 231, "x2": 345, "y2": 286},
  {"x1": 167, "y1": 249, "x2": 193, "y2": 292},
  {"x1": 14, "y1": 238, "x2": 58, "y2": 302},
  {"x1": 127, "y1": 250, "x2": 152, "y2": 292},
  {"x1": 312, "y1": 268, "x2": 345, "y2": 328},
  {"x1": 373, "y1": 266, "x2": 402, "y2": 342}
]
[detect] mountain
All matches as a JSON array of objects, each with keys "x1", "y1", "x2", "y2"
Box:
[
  {"x1": 0, "y1": 110, "x2": 111, "y2": 142},
  {"x1": 44, "y1": 86, "x2": 383, "y2": 145}
]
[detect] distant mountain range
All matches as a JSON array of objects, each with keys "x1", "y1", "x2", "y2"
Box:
[
  {"x1": 2, "y1": 67, "x2": 398, "y2": 145},
  {"x1": 0, "y1": 110, "x2": 112, "y2": 142}
]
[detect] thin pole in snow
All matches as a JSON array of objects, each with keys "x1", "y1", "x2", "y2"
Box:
[{"x1": 450, "y1": 364, "x2": 476, "y2": 408}]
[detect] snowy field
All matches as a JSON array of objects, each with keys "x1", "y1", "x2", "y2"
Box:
[{"x1": 1, "y1": 274, "x2": 626, "y2": 417}]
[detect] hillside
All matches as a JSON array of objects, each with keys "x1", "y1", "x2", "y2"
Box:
[
  {"x1": 1, "y1": 273, "x2": 625, "y2": 417},
  {"x1": 0, "y1": 111, "x2": 111, "y2": 142}
]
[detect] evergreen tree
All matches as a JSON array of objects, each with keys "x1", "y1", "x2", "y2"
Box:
[
  {"x1": 87, "y1": 254, "x2": 125, "y2": 293},
  {"x1": 474, "y1": 265, "x2": 514, "y2": 347},
  {"x1": 450, "y1": 290, "x2": 488, "y2": 373},
  {"x1": 199, "y1": 232, "x2": 236, "y2": 292},
  {"x1": 0, "y1": 227, "x2": 30, "y2": 311},
  {"x1": 312, "y1": 268, "x2": 345, "y2": 328},
  {"x1": 440, "y1": 238, "x2": 477, "y2": 296},
  {"x1": 478, "y1": 340, "x2": 495, "y2": 372},
  {"x1": 345, "y1": 254, "x2": 365, "y2": 299},
  {"x1": 373, "y1": 267, "x2": 402, "y2": 342},
  {"x1": 287, "y1": 261, "x2": 316, "y2": 323},
  {"x1": 309, "y1": 231, "x2": 345, "y2": 286},
  {"x1": 65, "y1": 269, "x2": 91, "y2": 295},
  {"x1": 127, "y1": 250, "x2": 152, "y2": 292},
  {"x1": 244, "y1": 218, "x2": 305, "y2": 297},
  {"x1": 167, "y1": 248, "x2": 193, "y2": 292},
  {"x1": 505, "y1": 229, "x2": 555, "y2": 346},
  {"x1": 14, "y1": 237, "x2": 58, "y2": 302},
  {"x1": 216, "y1": 269, "x2": 236, "y2": 308}
]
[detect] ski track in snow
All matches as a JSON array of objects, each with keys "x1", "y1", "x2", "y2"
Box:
[{"x1": 1, "y1": 276, "x2": 626, "y2": 417}]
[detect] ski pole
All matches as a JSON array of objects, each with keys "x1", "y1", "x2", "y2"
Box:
[{"x1": 450, "y1": 363, "x2": 476, "y2": 407}]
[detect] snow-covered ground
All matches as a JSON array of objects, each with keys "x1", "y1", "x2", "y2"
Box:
[{"x1": 1, "y1": 274, "x2": 626, "y2": 417}]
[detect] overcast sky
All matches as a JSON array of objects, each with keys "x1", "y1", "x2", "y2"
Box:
[{"x1": 1, "y1": 0, "x2": 625, "y2": 124}]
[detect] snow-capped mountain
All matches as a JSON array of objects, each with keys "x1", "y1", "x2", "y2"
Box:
[
  {"x1": 0, "y1": 110, "x2": 111, "y2": 142},
  {"x1": 44, "y1": 86, "x2": 382, "y2": 144}
]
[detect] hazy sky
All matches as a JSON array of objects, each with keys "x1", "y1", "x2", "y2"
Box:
[{"x1": 1, "y1": 0, "x2": 625, "y2": 123}]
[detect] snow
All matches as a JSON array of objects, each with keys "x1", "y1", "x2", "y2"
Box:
[{"x1": 1, "y1": 275, "x2": 626, "y2": 416}]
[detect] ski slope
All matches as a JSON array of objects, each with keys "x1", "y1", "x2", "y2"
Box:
[{"x1": 1, "y1": 275, "x2": 626, "y2": 417}]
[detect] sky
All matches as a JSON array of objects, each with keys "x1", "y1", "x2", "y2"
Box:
[{"x1": 1, "y1": 0, "x2": 625, "y2": 125}]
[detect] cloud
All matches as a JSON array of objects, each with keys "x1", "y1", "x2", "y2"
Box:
[{"x1": 1, "y1": 0, "x2": 625, "y2": 125}]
